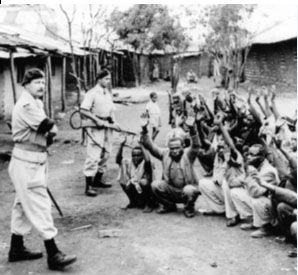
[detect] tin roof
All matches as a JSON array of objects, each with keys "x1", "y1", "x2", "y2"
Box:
[{"x1": 252, "y1": 16, "x2": 297, "y2": 44}]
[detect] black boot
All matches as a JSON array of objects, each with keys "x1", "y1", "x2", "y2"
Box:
[
  {"x1": 8, "y1": 234, "x2": 43, "y2": 262},
  {"x1": 85, "y1": 177, "x2": 97, "y2": 197},
  {"x1": 45, "y1": 239, "x2": 77, "y2": 271},
  {"x1": 93, "y1": 172, "x2": 112, "y2": 188}
]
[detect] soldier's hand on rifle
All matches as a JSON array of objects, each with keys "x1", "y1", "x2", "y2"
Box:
[
  {"x1": 121, "y1": 135, "x2": 127, "y2": 146},
  {"x1": 111, "y1": 122, "x2": 121, "y2": 132}
]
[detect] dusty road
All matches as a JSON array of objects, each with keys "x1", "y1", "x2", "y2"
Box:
[{"x1": 0, "y1": 78, "x2": 296, "y2": 275}]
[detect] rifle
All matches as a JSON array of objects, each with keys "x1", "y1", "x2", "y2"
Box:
[{"x1": 69, "y1": 109, "x2": 137, "y2": 136}]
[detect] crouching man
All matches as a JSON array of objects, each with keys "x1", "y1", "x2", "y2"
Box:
[
  {"x1": 140, "y1": 113, "x2": 200, "y2": 218},
  {"x1": 116, "y1": 137, "x2": 157, "y2": 213},
  {"x1": 8, "y1": 69, "x2": 76, "y2": 270},
  {"x1": 230, "y1": 144, "x2": 280, "y2": 238}
]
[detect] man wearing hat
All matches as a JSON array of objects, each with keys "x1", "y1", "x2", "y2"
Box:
[
  {"x1": 80, "y1": 69, "x2": 120, "y2": 196},
  {"x1": 8, "y1": 68, "x2": 77, "y2": 270}
]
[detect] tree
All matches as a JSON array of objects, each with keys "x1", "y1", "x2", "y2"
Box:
[
  {"x1": 200, "y1": 4, "x2": 255, "y2": 90},
  {"x1": 108, "y1": 4, "x2": 188, "y2": 87}
]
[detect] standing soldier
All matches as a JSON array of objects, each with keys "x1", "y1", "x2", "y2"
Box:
[
  {"x1": 80, "y1": 69, "x2": 120, "y2": 196},
  {"x1": 8, "y1": 68, "x2": 77, "y2": 270}
]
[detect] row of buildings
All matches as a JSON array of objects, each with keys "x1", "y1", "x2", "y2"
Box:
[{"x1": 0, "y1": 7, "x2": 296, "y2": 122}]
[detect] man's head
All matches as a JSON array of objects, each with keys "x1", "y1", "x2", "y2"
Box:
[
  {"x1": 246, "y1": 144, "x2": 266, "y2": 168},
  {"x1": 216, "y1": 134, "x2": 227, "y2": 157},
  {"x1": 131, "y1": 146, "x2": 144, "y2": 166},
  {"x1": 22, "y1": 68, "x2": 45, "y2": 99},
  {"x1": 242, "y1": 113, "x2": 254, "y2": 127},
  {"x1": 150, "y1": 92, "x2": 158, "y2": 102},
  {"x1": 96, "y1": 69, "x2": 111, "y2": 89},
  {"x1": 168, "y1": 137, "x2": 184, "y2": 162}
]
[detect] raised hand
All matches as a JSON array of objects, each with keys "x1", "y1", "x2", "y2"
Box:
[
  {"x1": 246, "y1": 165, "x2": 258, "y2": 178},
  {"x1": 184, "y1": 115, "x2": 196, "y2": 127},
  {"x1": 140, "y1": 112, "x2": 150, "y2": 128},
  {"x1": 270, "y1": 85, "x2": 276, "y2": 101},
  {"x1": 213, "y1": 112, "x2": 225, "y2": 125}
]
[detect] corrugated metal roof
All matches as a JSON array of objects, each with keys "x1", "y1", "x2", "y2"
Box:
[
  {"x1": 252, "y1": 16, "x2": 297, "y2": 44},
  {"x1": 0, "y1": 24, "x2": 94, "y2": 56},
  {"x1": 0, "y1": 48, "x2": 36, "y2": 59}
]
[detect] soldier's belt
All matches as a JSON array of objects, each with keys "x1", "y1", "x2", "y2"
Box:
[{"x1": 14, "y1": 142, "x2": 47, "y2": 152}]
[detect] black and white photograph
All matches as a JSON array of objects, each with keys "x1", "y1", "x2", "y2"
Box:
[{"x1": 0, "y1": 3, "x2": 297, "y2": 275}]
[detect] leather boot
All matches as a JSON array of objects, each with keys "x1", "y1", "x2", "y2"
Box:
[
  {"x1": 48, "y1": 251, "x2": 77, "y2": 271},
  {"x1": 45, "y1": 239, "x2": 77, "y2": 270},
  {"x1": 8, "y1": 234, "x2": 43, "y2": 262},
  {"x1": 85, "y1": 177, "x2": 97, "y2": 196},
  {"x1": 93, "y1": 172, "x2": 112, "y2": 188}
]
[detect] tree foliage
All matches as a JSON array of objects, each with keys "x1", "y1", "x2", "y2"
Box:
[
  {"x1": 108, "y1": 4, "x2": 188, "y2": 86},
  {"x1": 110, "y1": 4, "x2": 188, "y2": 53},
  {"x1": 201, "y1": 4, "x2": 256, "y2": 90}
]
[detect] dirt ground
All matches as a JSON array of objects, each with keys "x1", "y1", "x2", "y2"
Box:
[{"x1": 0, "y1": 77, "x2": 297, "y2": 275}]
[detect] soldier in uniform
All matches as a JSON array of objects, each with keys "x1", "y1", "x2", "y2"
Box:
[
  {"x1": 8, "y1": 68, "x2": 77, "y2": 270},
  {"x1": 80, "y1": 69, "x2": 120, "y2": 196}
]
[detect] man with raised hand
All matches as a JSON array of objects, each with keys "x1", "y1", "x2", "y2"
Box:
[{"x1": 140, "y1": 112, "x2": 200, "y2": 218}]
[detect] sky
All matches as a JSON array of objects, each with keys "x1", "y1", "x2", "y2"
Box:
[
  {"x1": 2, "y1": 1, "x2": 298, "y2": 5},
  {"x1": 0, "y1": 3, "x2": 296, "y2": 50}
]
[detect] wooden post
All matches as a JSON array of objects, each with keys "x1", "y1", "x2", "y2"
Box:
[
  {"x1": 46, "y1": 56, "x2": 53, "y2": 118},
  {"x1": 44, "y1": 62, "x2": 49, "y2": 116},
  {"x1": 9, "y1": 51, "x2": 17, "y2": 104},
  {"x1": 61, "y1": 56, "x2": 66, "y2": 112}
]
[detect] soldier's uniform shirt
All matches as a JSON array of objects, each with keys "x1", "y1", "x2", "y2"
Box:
[
  {"x1": 81, "y1": 85, "x2": 116, "y2": 176},
  {"x1": 9, "y1": 90, "x2": 57, "y2": 240}
]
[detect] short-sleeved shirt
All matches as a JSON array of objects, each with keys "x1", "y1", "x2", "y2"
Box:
[
  {"x1": 12, "y1": 90, "x2": 47, "y2": 145},
  {"x1": 146, "y1": 101, "x2": 161, "y2": 127},
  {"x1": 81, "y1": 85, "x2": 115, "y2": 118}
]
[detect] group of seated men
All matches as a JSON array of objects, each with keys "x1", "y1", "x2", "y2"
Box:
[{"x1": 115, "y1": 85, "x2": 297, "y2": 256}]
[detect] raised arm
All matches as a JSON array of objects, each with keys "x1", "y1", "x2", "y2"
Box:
[
  {"x1": 214, "y1": 112, "x2": 237, "y2": 153},
  {"x1": 115, "y1": 136, "x2": 127, "y2": 166},
  {"x1": 247, "y1": 88, "x2": 263, "y2": 124},
  {"x1": 199, "y1": 94, "x2": 214, "y2": 122},
  {"x1": 269, "y1": 85, "x2": 280, "y2": 119},
  {"x1": 140, "y1": 113, "x2": 164, "y2": 161},
  {"x1": 274, "y1": 139, "x2": 297, "y2": 170},
  {"x1": 185, "y1": 116, "x2": 200, "y2": 163}
]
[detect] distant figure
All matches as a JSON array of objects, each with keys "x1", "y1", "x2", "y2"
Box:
[
  {"x1": 146, "y1": 92, "x2": 161, "y2": 140},
  {"x1": 163, "y1": 70, "x2": 171, "y2": 81},
  {"x1": 152, "y1": 61, "x2": 159, "y2": 81},
  {"x1": 186, "y1": 69, "x2": 198, "y2": 83},
  {"x1": 213, "y1": 58, "x2": 221, "y2": 85}
]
